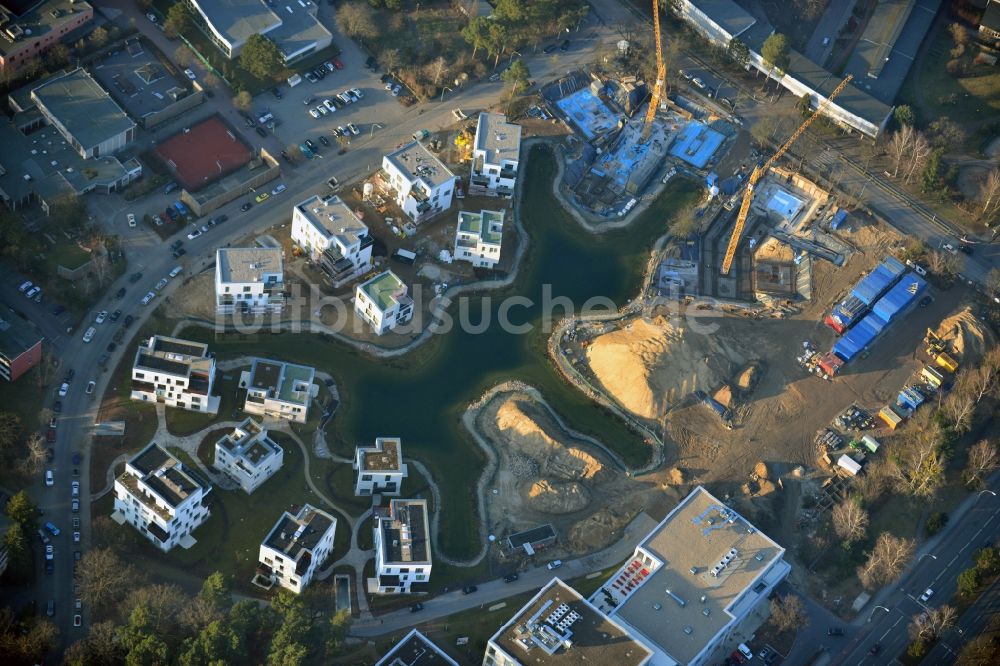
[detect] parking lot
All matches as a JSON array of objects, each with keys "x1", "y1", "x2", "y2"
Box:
[
  {"x1": 90, "y1": 38, "x2": 191, "y2": 123},
  {"x1": 676, "y1": 54, "x2": 741, "y2": 110}
]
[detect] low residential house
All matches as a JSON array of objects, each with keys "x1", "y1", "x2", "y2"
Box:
[
  {"x1": 291, "y1": 195, "x2": 373, "y2": 287},
  {"x1": 370, "y1": 498, "x2": 432, "y2": 594},
  {"x1": 258, "y1": 503, "x2": 336, "y2": 593},
  {"x1": 381, "y1": 141, "x2": 457, "y2": 224},
  {"x1": 239, "y1": 358, "x2": 317, "y2": 423},
  {"x1": 130, "y1": 336, "x2": 219, "y2": 413},
  {"x1": 454, "y1": 209, "x2": 505, "y2": 269},
  {"x1": 376, "y1": 629, "x2": 458, "y2": 665},
  {"x1": 354, "y1": 437, "x2": 408, "y2": 496},
  {"x1": 470, "y1": 112, "x2": 521, "y2": 197},
  {"x1": 354, "y1": 271, "x2": 414, "y2": 336},
  {"x1": 113, "y1": 443, "x2": 211, "y2": 551},
  {"x1": 215, "y1": 247, "x2": 284, "y2": 315},
  {"x1": 214, "y1": 418, "x2": 284, "y2": 493}
]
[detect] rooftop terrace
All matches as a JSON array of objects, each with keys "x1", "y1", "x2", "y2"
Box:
[
  {"x1": 217, "y1": 247, "x2": 283, "y2": 284},
  {"x1": 359, "y1": 437, "x2": 402, "y2": 472},
  {"x1": 359, "y1": 271, "x2": 409, "y2": 313},
  {"x1": 263, "y1": 504, "x2": 335, "y2": 564},
  {"x1": 380, "y1": 499, "x2": 430, "y2": 564},
  {"x1": 385, "y1": 141, "x2": 455, "y2": 189},
  {"x1": 457, "y1": 209, "x2": 504, "y2": 245}
]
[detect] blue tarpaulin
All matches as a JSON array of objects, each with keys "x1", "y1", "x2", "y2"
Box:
[
  {"x1": 850, "y1": 257, "x2": 906, "y2": 304},
  {"x1": 831, "y1": 210, "x2": 848, "y2": 230},
  {"x1": 872, "y1": 274, "x2": 927, "y2": 323}
]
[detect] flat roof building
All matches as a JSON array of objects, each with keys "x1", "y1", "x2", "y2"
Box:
[
  {"x1": 131, "y1": 336, "x2": 219, "y2": 413},
  {"x1": 187, "y1": 0, "x2": 332, "y2": 63},
  {"x1": 589, "y1": 486, "x2": 790, "y2": 665},
  {"x1": 215, "y1": 247, "x2": 285, "y2": 315},
  {"x1": 354, "y1": 270, "x2": 414, "y2": 336},
  {"x1": 382, "y1": 141, "x2": 457, "y2": 224},
  {"x1": 484, "y1": 577, "x2": 653, "y2": 666},
  {"x1": 291, "y1": 194, "x2": 373, "y2": 286},
  {"x1": 354, "y1": 437, "x2": 408, "y2": 496},
  {"x1": 371, "y1": 498, "x2": 432, "y2": 594},
  {"x1": 214, "y1": 417, "x2": 283, "y2": 493},
  {"x1": 0, "y1": 306, "x2": 42, "y2": 382},
  {"x1": 377, "y1": 629, "x2": 459, "y2": 666},
  {"x1": 0, "y1": 0, "x2": 94, "y2": 72},
  {"x1": 470, "y1": 112, "x2": 521, "y2": 198},
  {"x1": 455, "y1": 209, "x2": 505, "y2": 269},
  {"x1": 239, "y1": 357, "x2": 316, "y2": 423},
  {"x1": 258, "y1": 503, "x2": 336, "y2": 593}
]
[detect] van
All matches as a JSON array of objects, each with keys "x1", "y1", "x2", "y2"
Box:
[
  {"x1": 412, "y1": 129, "x2": 430, "y2": 142},
  {"x1": 169, "y1": 265, "x2": 183, "y2": 278},
  {"x1": 82, "y1": 326, "x2": 96, "y2": 343},
  {"x1": 287, "y1": 73, "x2": 302, "y2": 87},
  {"x1": 391, "y1": 249, "x2": 417, "y2": 265},
  {"x1": 163, "y1": 182, "x2": 179, "y2": 195}
]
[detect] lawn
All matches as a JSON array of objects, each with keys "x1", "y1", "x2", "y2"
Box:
[
  {"x1": 163, "y1": 371, "x2": 242, "y2": 436},
  {"x1": 196, "y1": 428, "x2": 231, "y2": 468},
  {"x1": 43, "y1": 241, "x2": 91, "y2": 274},
  {"x1": 0, "y1": 369, "x2": 51, "y2": 488},
  {"x1": 322, "y1": 462, "x2": 371, "y2": 518}
]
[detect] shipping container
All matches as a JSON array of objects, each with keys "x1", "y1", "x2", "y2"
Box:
[
  {"x1": 861, "y1": 435, "x2": 881, "y2": 453},
  {"x1": 921, "y1": 365, "x2": 944, "y2": 388},
  {"x1": 838, "y1": 454, "x2": 862, "y2": 476},
  {"x1": 831, "y1": 209, "x2": 848, "y2": 230},
  {"x1": 826, "y1": 296, "x2": 867, "y2": 334},
  {"x1": 879, "y1": 405, "x2": 903, "y2": 429},
  {"x1": 851, "y1": 257, "x2": 905, "y2": 305},
  {"x1": 817, "y1": 352, "x2": 844, "y2": 376},
  {"x1": 872, "y1": 273, "x2": 927, "y2": 323}
]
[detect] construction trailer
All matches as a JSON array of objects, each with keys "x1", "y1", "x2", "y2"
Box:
[
  {"x1": 934, "y1": 352, "x2": 958, "y2": 373},
  {"x1": 861, "y1": 435, "x2": 881, "y2": 453},
  {"x1": 879, "y1": 405, "x2": 904, "y2": 430},
  {"x1": 921, "y1": 365, "x2": 945, "y2": 388},
  {"x1": 897, "y1": 386, "x2": 925, "y2": 412},
  {"x1": 838, "y1": 454, "x2": 862, "y2": 476},
  {"x1": 825, "y1": 256, "x2": 906, "y2": 335}
]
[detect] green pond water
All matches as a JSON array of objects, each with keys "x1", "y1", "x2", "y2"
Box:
[{"x1": 198, "y1": 145, "x2": 697, "y2": 559}]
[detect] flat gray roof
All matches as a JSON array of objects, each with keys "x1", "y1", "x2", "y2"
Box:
[
  {"x1": 688, "y1": 0, "x2": 757, "y2": 38},
  {"x1": 296, "y1": 195, "x2": 369, "y2": 248},
  {"x1": 31, "y1": 68, "x2": 134, "y2": 151},
  {"x1": 379, "y1": 499, "x2": 431, "y2": 565},
  {"x1": 385, "y1": 141, "x2": 455, "y2": 189},
  {"x1": 0, "y1": 0, "x2": 94, "y2": 58},
  {"x1": 475, "y1": 112, "x2": 521, "y2": 165},
  {"x1": 0, "y1": 306, "x2": 42, "y2": 361},
  {"x1": 216, "y1": 247, "x2": 283, "y2": 284},
  {"x1": 191, "y1": 0, "x2": 330, "y2": 58},
  {"x1": 376, "y1": 629, "x2": 458, "y2": 666}
]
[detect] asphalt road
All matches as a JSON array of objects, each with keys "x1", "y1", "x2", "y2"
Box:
[
  {"x1": 834, "y1": 487, "x2": 1000, "y2": 665},
  {"x1": 925, "y1": 567, "x2": 1000, "y2": 662}
]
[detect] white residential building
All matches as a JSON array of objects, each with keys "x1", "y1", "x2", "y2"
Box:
[
  {"x1": 484, "y1": 578, "x2": 652, "y2": 666},
  {"x1": 258, "y1": 503, "x2": 336, "y2": 593},
  {"x1": 381, "y1": 141, "x2": 457, "y2": 224},
  {"x1": 354, "y1": 271, "x2": 414, "y2": 336},
  {"x1": 113, "y1": 443, "x2": 212, "y2": 552},
  {"x1": 470, "y1": 112, "x2": 521, "y2": 197},
  {"x1": 214, "y1": 418, "x2": 284, "y2": 493},
  {"x1": 130, "y1": 336, "x2": 219, "y2": 413},
  {"x1": 587, "y1": 486, "x2": 791, "y2": 666},
  {"x1": 354, "y1": 437, "x2": 408, "y2": 496},
  {"x1": 377, "y1": 629, "x2": 459, "y2": 666},
  {"x1": 239, "y1": 358, "x2": 317, "y2": 424},
  {"x1": 370, "y1": 499, "x2": 432, "y2": 594},
  {"x1": 455, "y1": 209, "x2": 505, "y2": 269},
  {"x1": 291, "y1": 195, "x2": 373, "y2": 287},
  {"x1": 215, "y1": 247, "x2": 285, "y2": 315}
]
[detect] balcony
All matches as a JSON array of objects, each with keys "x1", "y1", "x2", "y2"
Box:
[
  {"x1": 188, "y1": 374, "x2": 210, "y2": 396},
  {"x1": 131, "y1": 379, "x2": 157, "y2": 394}
]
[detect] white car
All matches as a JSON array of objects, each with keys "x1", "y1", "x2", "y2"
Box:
[
  {"x1": 73, "y1": 531, "x2": 80, "y2": 543},
  {"x1": 316, "y1": 105, "x2": 329, "y2": 116},
  {"x1": 272, "y1": 183, "x2": 287, "y2": 196},
  {"x1": 155, "y1": 277, "x2": 169, "y2": 291},
  {"x1": 95, "y1": 310, "x2": 108, "y2": 324},
  {"x1": 71, "y1": 481, "x2": 79, "y2": 498},
  {"x1": 127, "y1": 213, "x2": 136, "y2": 228},
  {"x1": 184, "y1": 68, "x2": 196, "y2": 80},
  {"x1": 18, "y1": 280, "x2": 32, "y2": 292},
  {"x1": 85, "y1": 380, "x2": 96, "y2": 395},
  {"x1": 919, "y1": 588, "x2": 934, "y2": 602},
  {"x1": 546, "y1": 560, "x2": 563, "y2": 570},
  {"x1": 141, "y1": 291, "x2": 155, "y2": 305},
  {"x1": 186, "y1": 229, "x2": 202, "y2": 240},
  {"x1": 308, "y1": 108, "x2": 321, "y2": 119},
  {"x1": 942, "y1": 243, "x2": 957, "y2": 255},
  {"x1": 346, "y1": 123, "x2": 360, "y2": 136},
  {"x1": 45, "y1": 470, "x2": 54, "y2": 487},
  {"x1": 692, "y1": 77, "x2": 706, "y2": 89},
  {"x1": 323, "y1": 98, "x2": 337, "y2": 112},
  {"x1": 350, "y1": 88, "x2": 363, "y2": 99},
  {"x1": 58, "y1": 382, "x2": 69, "y2": 397},
  {"x1": 82, "y1": 326, "x2": 96, "y2": 343}
]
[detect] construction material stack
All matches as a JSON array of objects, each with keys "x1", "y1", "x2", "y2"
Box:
[
  {"x1": 825, "y1": 256, "x2": 906, "y2": 334},
  {"x1": 831, "y1": 271, "x2": 926, "y2": 365}
]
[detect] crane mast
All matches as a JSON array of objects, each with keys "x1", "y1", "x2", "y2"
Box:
[{"x1": 641, "y1": 0, "x2": 666, "y2": 140}]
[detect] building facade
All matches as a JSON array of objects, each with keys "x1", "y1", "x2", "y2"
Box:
[
  {"x1": 214, "y1": 418, "x2": 284, "y2": 493},
  {"x1": 258, "y1": 503, "x2": 336, "y2": 593},
  {"x1": 371, "y1": 499, "x2": 432, "y2": 594},
  {"x1": 354, "y1": 270, "x2": 414, "y2": 336},
  {"x1": 130, "y1": 336, "x2": 218, "y2": 413},
  {"x1": 0, "y1": 307, "x2": 42, "y2": 381},
  {"x1": 377, "y1": 629, "x2": 459, "y2": 666},
  {"x1": 381, "y1": 142, "x2": 457, "y2": 224},
  {"x1": 455, "y1": 209, "x2": 505, "y2": 269},
  {"x1": 0, "y1": 1, "x2": 94, "y2": 72},
  {"x1": 354, "y1": 437, "x2": 408, "y2": 496},
  {"x1": 239, "y1": 357, "x2": 316, "y2": 423},
  {"x1": 113, "y1": 443, "x2": 211, "y2": 551},
  {"x1": 291, "y1": 195, "x2": 373, "y2": 287},
  {"x1": 215, "y1": 247, "x2": 285, "y2": 315},
  {"x1": 470, "y1": 112, "x2": 521, "y2": 197}
]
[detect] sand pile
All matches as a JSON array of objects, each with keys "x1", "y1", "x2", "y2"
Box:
[
  {"x1": 935, "y1": 308, "x2": 995, "y2": 364},
  {"x1": 737, "y1": 364, "x2": 760, "y2": 391},
  {"x1": 527, "y1": 480, "x2": 591, "y2": 514},
  {"x1": 585, "y1": 316, "x2": 747, "y2": 420},
  {"x1": 496, "y1": 400, "x2": 604, "y2": 480}
]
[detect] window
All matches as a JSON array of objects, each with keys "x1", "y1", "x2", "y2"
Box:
[{"x1": 362, "y1": 474, "x2": 372, "y2": 481}]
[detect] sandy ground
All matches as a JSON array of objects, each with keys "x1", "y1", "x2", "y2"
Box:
[{"x1": 933, "y1": 306, "x2": 996, "y2": 365}]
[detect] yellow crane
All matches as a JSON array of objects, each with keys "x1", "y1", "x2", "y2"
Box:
[
  {"x1": 719, "y1": 74, "x2": 853, "y2": 275},
  {"x1": 641, "y1": 0, "x2": 666, "y2": 140}
]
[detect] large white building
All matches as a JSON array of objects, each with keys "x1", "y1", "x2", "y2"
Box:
[
  {"x1": 354, "y1": 437, "x2": 408, "y2": 496},
  {"x1": 354, "y1": 270, "x2": 414, "y2": 336},
  {"x1": 214, "y1": 418, "x2": 284, "y2": 493},
  {"x1": 455, "y1": 209, "x2": 505, "y2": 269},
  {"x1": 130, "y1": 336, "x2": 218, "y2": 413},
  {"x1": 187, "y1": 0, "x2": 332, "y2": 63},
  {"x1": 215, "y1": 247, "x2": 284, "y2": 315},
  {"x1": 377, "y1": 629, "x2": 459, "y2": 666},
  {"x1": 470, "y1": 112, "x2": 521, "y2": 197},
  {"x1": 239, "y1": 358, "x2": 317, "y2": 424},
  {"x1": 381, "y1": 141, "x2": 457, "y2": 224},
  {"x1": 588, "y1": 486, "x2": 790, "y2": 666},
  {"x1": 113, "y1": 443, "x2": 212, "y2": 552},
  {"x1": 258, "y1": 503, "x2": 336, "y2": 593},
  {"x1": 484, "y1": 578, "x2": 652, "y2": 666},
  {"x1": 291, "y1": 195, "x2": 373, "y2": 287},
  {"x1": 370, "y1": 499, "x2": 432, "y2": 594}
]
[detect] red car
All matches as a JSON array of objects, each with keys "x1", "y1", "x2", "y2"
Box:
[
  {"x1": 730, "y1": 651, "x2": 747, "y2": 665},
  {"x1": 46, "y1": 428, "x2": 57, "y2": 444},
  {"x1": 332, "y1": 57, "x2": 344, "y2": 70}
]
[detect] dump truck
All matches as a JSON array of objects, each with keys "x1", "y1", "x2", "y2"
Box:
[{"x1": 934, "y1": 352, "x2": 958, "y2": 373}]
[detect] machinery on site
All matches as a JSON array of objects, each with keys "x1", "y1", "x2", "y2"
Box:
[
  {"x1": 719, "y1": 75, "x2": 854, "y2": 275},
  {"x1": 924, "y1": 328, "x2": 959, "y2": 372},
  {"x1": 641, "y1": 0, "x2": 667, "y2": 141}
]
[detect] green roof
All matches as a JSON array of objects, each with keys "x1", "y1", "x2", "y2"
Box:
[
  {"x1": 458, "y1": 209, "x2": 504, "y2": 246},
  {"x1": 277, "y1": 363, "x2": 314, "y2": 404},
  {"x1": 360, "y1": 271, "x2": 407, "y2": 312}
]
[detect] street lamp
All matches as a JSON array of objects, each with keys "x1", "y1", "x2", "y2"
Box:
[
  {"x1": 868, "y1": 606, "x2": 891, "y2": 623},
  {"x1": 440, "y1": 86, "x2": 453, "y2": 102},
  {"x1": 978, "y1": 489, "x2": 997, "y2": 499},
  {"x1": 369, "y1": 123, "x2": 383, "y2": 138}
]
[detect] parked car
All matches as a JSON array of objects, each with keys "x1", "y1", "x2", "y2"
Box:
[
  {"x1": 95, "y1": 310, "x2": 108, "y2": 324},
  {"x1": 85, "y1": 381, "x2": 96, "y2": 395},
  {"x1": 304, "y1": 71, "x2": 318, "y2": 84},
  {"x1": 542, "y1": 43, "x2": 557, "y2": 54},
  {"x1": 827, "y1": 627, "x2": 844, "y2": 636},
  {"x1": 410, "y1": 603, "x2": 424, "y2": 612},
  {"x1": 869, "y1": 644, "x2": 881, "y2": 655},
  {"x1": 123, "y1": 315, "x2": 134, "y2": 327},
  {"x1": 155, "y1": 277, "x2": 169, "y2": 291},
  {"x1": 559, "y1": 39, "x2": 570, "y2": 51},
  {"x1": 255, "y1": 126, "x2": 268, "y2": 138},
  {"x1": 141, "y1": 292, "x2": 155, "y2": 306},
  {"x1": 18, "y1": 280, "x2": 32, "y2": 292},
  {"x1": 346, "y1": 123, "x2": 360, "y2": 136},
  {"x1": 25, "y1": 286, "x2": 40, "y2": 299},
  {"x1": 58, "y1": 382, "x2": 69, "y2": 397},
  {"x1": 109, "y1": 309, "x2": 122, "y2": 322},
  {"x1": 920, "y1": 588, "x2": 934, "y2": 602},
  {"x1": 271, "y1": 87, "x2": 283, "y2": 99},
  {"x1": 73, "y1": 614, "x2": 82, "y2": 627},
  {"x1": 503, "y1": 573, "x2": 518, "y2": 583},
  {"x1": 129, "y1": 272, "x2": 143, "y2": 283},
  {"x1": 308, "y1": 108, "x2": 321, "y2": 119},
  {"x1": 462, "y1": 585, "x2": 478, "y2": 594},
  {"x1": 241, "y1": 202, "x2": 253, "y2": 211},
  {"x1": 187, "y1": 229, "x2": 202, "y2": 240},
  {"x1": 332, "y1": 57, "x2": 344, "y2": 69},
  {"x1": 272, "y1": 183, "x2": 287, "y2": 196},
  {"x1": 52, "y1": 401, "x2": 62, "y2": 413},
  {"x1": 183, "y1": 68, "x2": 196, "y2": 80},
  {"x1": 127, "y1": 213, "x2": 136, "y2": 227},
  {"x1": 318, "y1": 135, "x2": 330, "y2": 146},
  {"x1": 106, "y1": 342, "x2": 116, "y2": 353},
  {"x1": 73, "y1": 531, "x2": 80, "y2": 543},
  {"x1": 392, "y1": 84, "x2": 401, "y2": 96},
  {"x1": 45, "y1": 521, "x2": 60, "y2": 535},
  {"x1": 546, "y1": 560, "x2": 563, "y2": 570},
  {"x1": 255, "y1": 192, "x2": 270, "y2": 203}
]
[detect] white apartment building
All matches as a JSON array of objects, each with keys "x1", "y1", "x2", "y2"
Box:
[
  {"x1": 215, "y1": 247, "x2": 284, "y2": 315},
  {"x1": 214, "y1": 418, "x2": 284, "y2": 493},
  {"x1": 484, "y1": 578, "x2": 652, "y2": 666},
  {"x1": 455, "y1": 209, "x2": 505, "y2": 269},
  {"x1": 370, "y1": 499, "x2": 432, "y2": 594},
  {"x1": 258, "y1": 503, "x2": 336, "y2": 593},
  {"x1": 113, "y1": 443, "x2": 212, "y2": 552},
  {"x1": 470, "y1": 112, "x2": 521, "y2": 198},
  {"x1": 354, "y1": 437, "x2": 408, "y2": 496},
  {"x1": 377, "y1": 629, "x2": 459, "y2": 666},
  {"x1": 239, "y1": 358, "x2": 317, "y2": 423},
  {"x1": 130, "y1": 336, "x2": 219, "y2": 413},
  {"x1": 291, "y1": 195, "x2": 374, "y2": 287},
  {"x1": 381, "y1": 141, "x2": 457, "y2": 224},
  {"x1": 354, "y1": 271, "x2": 414, "y2": 336},
  {"x1": 587, "y1": 486, "x2": 791, "y2": 666}
]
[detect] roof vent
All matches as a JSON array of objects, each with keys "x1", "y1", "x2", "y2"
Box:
[
  {"x1": 755, "y1": 552, "x2": 765, "y2": 562},
  {"x1": 683, "y1": 626, "x2": 693, "y2": 635},
  {"x1": 689, "y1": 566, "x2": 698, "y2": 575},
  {"x1": 702, "y1": 608, "x2": 711, "y2": 617}
]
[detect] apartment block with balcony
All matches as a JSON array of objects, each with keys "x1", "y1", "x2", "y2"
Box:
[
  {"x1": 455, "y1": 209, "x2": 505, "y2": 269},
  {"x1": 215, "y1": 247, "x2": 284, "y2": 315},
  {"x1": 370, "y1": 499, "x2": 432, "y2": 594},
  {"x1": 130, "y1": 336, "x2": 219, "y2": 413},
  {"x1": 258, "y1": 503, "x2": 336, "y2": 593},
  {"x1": 214, "y1": 418, "x2": 284, "y2": 493},
  {"x1": 354, "y1": 270, "x2": 413, "y2": 336},
  {"x1": 113, "y1": 443, "x2": 212, "y2": 551},
  {"x1": 239, "y1": 358, "x2": 317, "y2": 423},
  {"x1": 470, "y1": 112, "x2": 521, "y2": 198},
  {"x1": 0, "y1": 1, "x2": 94, "y2": 73},
  {"x1": 291, "y1": 195, "x2": 373, "y2": 287},
  {"x1": 354, "y1": 437, "x2": 408, "y2": 496},
  {"x1": 381, "y1": 141, "x2": 456, "y2": 224}
]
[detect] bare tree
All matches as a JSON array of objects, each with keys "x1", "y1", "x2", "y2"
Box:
[
  {"x1": 380, "y1": 48, "x2": 400, "y2": 75},
  {"x1": 34, "y1": 350, "x2": 58, "y2": 388},
  {"x1": 942, "y1": 387, "x2": 977, "y2": 435},
  {"x1": 336, "y1": 2, "x2": 378, "y2": 43},
  {"x1": 78, "y1": 548, "x2": 142, "y2": 615},
  {"x1": 173, "y1": 46, "x2": 193, "y2": 68},
  {"x1": 858, "y1": 533, "x2": 916, "y2": 590},
  {"x1": 925, "y1": 249, "x2": 959, "y2": 276},
  {"x1": 769, "y1": 594, "x2": 808, "y2": 632},
  {"x1": 20, "y1": 432, "x2": 46, "y2": 475},
  {"x1": 427, "y1": 56, "x2": 449, "y2": 86},
  {"x1": 909, "y1": 605, "x2": 957, "y2": 641},
  {"x1": 903, "y1": 132, "x2": 932, "y2": 185},
  {"x1": 978, "y1": 169, "x2": 1000, "y2": 219},
  {"x1": 832, "y1": 498, "x2": 870, "y2": 544},
  {"x1": 37, "y1": 408, "x2": 53, "y2": 428},
  {"x1": 965, "y1": 440, "x2": 1000, "y2": 488},
  {"x1": 232, "y1": 90, "x2": 252, "y2": 111},
  {"x1": 886, "y1": 126, "x2": 914, "y2": 178},
  {"x1": 958, "y1": 359, "x2": 1000, "y2": 405},
  {"x1": 90, "y1": 246, "x2": 111, "y2": 288},
  {"x1": 856, "y1": 458, "x2": 891, "y2": 502},
  {"x1": 888, "y1": 412, "x2": 946, "y2": 498}
]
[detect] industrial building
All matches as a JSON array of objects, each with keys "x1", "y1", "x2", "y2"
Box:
[{"x1": 186, "y1": 0, "x2": 332, "y2": 63}]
